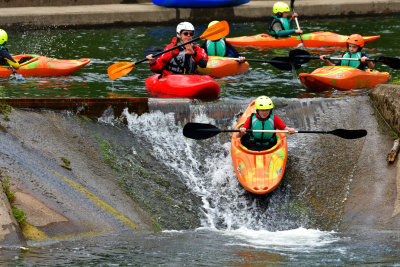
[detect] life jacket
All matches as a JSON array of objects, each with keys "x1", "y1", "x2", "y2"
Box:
[
  {"x1": 165, "y1": 47, "x2": 198, "y2": 74},
  {"x1": 0, "y1": 45, "x2": 9, "y2": 66},
  {"x1": 341, "y1": 51, "x2": 362, "y2": 69},
  {"x1": 268, "y1": 15, "x2": 291, "y2": 37},
  {"x1": 248, "y1": 112, "x2": 276, "y2": 146},
  {"x1": 206, "y1": 38, "x2": 226, "y2": 57}
]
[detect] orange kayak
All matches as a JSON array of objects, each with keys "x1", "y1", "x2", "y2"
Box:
[
  {"x1": 197, "y1": 56, "x2": 249, "y2": 78},
  {"x1": 226, "y1": 31, "x2": 380, "y2": 48},
  {"x1": 231, "y1": 100, "x2": 288, "y2": 194},
  {"x1": 0, "y1": 54, "x2": 90, "y2": 77},
  {"x1": 299, "y1": 66, "x2": 390, "y2": 90}
]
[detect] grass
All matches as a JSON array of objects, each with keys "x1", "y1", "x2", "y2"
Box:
[{"x1": 0, "y1": 170, "x2": 27, "y2": 226}]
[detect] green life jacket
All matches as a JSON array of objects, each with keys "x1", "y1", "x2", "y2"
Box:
[
  {"x1": 341, "y1": 52, "x2": 362, "y2": 69},
  {"x1": 249, "y1": 112, "x2": 276, "y2": 145},
  {"x1": 268, "y1": 15, "x2": 291, "y2": 35},
  {"x1": 206, "y1": 38, "x2": 226, "y2": 57}
]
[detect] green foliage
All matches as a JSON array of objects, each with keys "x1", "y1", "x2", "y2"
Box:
[
  {"x1": 60, "y1": 157, "x2": 72, "y2": 171},
  {"x1": 0, "y1": 102, "x2": 12, "y2": 115},
  {"x1": 1, "y1": 171, "x2": 28, "y2": 226},
  {"x1": 151, "y1": 217, "x2": 162, "y2": 232},
  {"x1": 98, "y1": 140, "x2": 116, "y2": 165},
  {"x1": 12, "y1": 208, "x2": 27, "y2": 225},
  {"x1": 0, "y1": 171, "x2": 15, "y2": 202},
  {"x1": 392, "y1": 79, "x2": 400, "y2": 85}
]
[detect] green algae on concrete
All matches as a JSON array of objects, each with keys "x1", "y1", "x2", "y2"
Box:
[{"x1": 88, "y1": 122, "x2": 202, "y2": 231}]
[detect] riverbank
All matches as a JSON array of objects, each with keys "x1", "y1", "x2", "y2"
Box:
[{"x1": 1, "y1": 0, "x2": 400, "y2": 29}]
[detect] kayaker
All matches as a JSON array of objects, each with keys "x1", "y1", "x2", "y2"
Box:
[
  {"x1": 146, "y1": 22, "x2": 208, "y2": 76},
  {"x1": 236, "y1": 96, "x2": 295, "y2": 151},
  {"x1": 0, "y1": 29, "x2": 20, "y2": 69},
  {"x1": 267, "y1": 2, "x2": 303, "y2": 39},
  {"x1": 200, "y1": 21, "x2": 246, "y2": 63},
  {"x1": 320, "y1": 34, "x2": 374, "y2": 70}
]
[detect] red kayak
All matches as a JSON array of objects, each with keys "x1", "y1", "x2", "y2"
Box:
[{"x1": 145, "y1": 74, "x2": 220, "y2": 99}]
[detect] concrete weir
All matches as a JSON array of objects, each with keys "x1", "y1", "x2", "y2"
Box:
[{"x1": 1, "y1": 93, "x2": 400, "y2": 245}]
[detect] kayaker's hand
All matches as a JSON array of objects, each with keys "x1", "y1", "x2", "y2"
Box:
[
  {"x1": 146, "y1": 54, "x2": 156, "y2": 65},
  {"x1": 360, "y1": 56, "x2": 368, "y2": 63},
  {"x1": 185, "y1": 44, "x2": 194, "y2": 55},
  {"x1": 295, "y1": 29, "x2": 303, "y2": 34},
  {"x1": 285, "y1": 127, "x2": 296, "y2": 135},
  {"x1": 238, "y1": 56, "x2": 246, "y2": 63},
  {"x1": 320, "y1": 55, "x2": 328, "y2": 62},
  {"x1": 292, "y1": 13, "x2": 299, "y2": 18},
  {"x1": 239, "y1": 127, "x2": 247, "y2": 134}
]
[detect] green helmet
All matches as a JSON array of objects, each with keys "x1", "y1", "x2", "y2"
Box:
[
  {"x1": 208, "y1": 20, "x2": 219, "y2": 28},
  {"x1": 0, "y1": 29, "x2": 7, "y2": 45},
  {"x1": 255, "y1": 96, "x2": 274, "y2": 110},
  {"x1": 273, "y1": 2, "x2": 290, "y2": 13}
]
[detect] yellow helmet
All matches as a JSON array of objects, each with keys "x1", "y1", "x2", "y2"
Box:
[
  {"x1": 273, "y1": 2, "x2": 290, "y2": 13},
  {"x1": 208, "y1": 21, "x2": 219, "y2": 28},
  {"x1": 255, "y1": 96, "x2": 274, "y2": 110},
  {"x1": 0, "y1": 29, "x2": 8, "y2": 45}
]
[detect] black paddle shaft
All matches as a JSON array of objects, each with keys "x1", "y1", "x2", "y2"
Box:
[
  {"x1": 183, "y1": 123, "x2": 367, "y2": 140},
  {"x1": 137, "y1": 37, "x2": 201, "y2": 65},
  {"x1": 290, "y1": 49, "x2": 400, "y2": 69}
]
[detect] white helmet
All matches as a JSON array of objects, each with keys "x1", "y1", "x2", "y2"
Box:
[{"x1": 176, "y1": 22, "x2": 195, "y2": 38}]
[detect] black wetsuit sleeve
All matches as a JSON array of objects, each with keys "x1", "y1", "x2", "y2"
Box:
[
  {"x1": 197, "y1": 58, "x2": 207, "y2": 68},
  {"x1": 358, "y1": 52, "x2": 369, "y2": 70},
  {"x1": 200, "y1": 41, "x2": 207, "y2": 52},
  {"x1": 225, "y1": 41, "x2": 240, "y2": 57},
  {"x1": 0, "y1": 49, "x2": 17, "y2": 65}
]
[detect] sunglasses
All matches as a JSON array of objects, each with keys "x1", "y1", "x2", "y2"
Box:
[{"x1": 182, "y1": 31, "x2": 194, "y2": 36}]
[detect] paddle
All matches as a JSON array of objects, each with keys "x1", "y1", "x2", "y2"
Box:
[
  {"x1": 290, "y1": 0, "x2": 304, "y2": 47},
  {"x1": 289, "y1": 49, "x2": 400, "y2": 69},
  {"x1": 9, "y1": 66, "x2": 24, "y2": 81},
  {"x1": 225, "y1": 57, "x2": 300, "y2": 70},
  {"x1": 183, "y1": 122, "x2": 367, "y2": 140},
  {"x1": 107, "y1": 20, "x2": 230, "y2": 80},
  {"x1": 142, "y1": 47, "x2": 297, "y2": 71}
]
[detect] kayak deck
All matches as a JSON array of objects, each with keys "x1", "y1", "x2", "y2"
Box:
[
  {"x1": 0, "y1": 54, "x2": 90, "y2": 77},
  {"x1": 299, "y1": 66, "x2": 390, "y2": 90},
  {"x1": 197, "y1": 56, "x2": 249, "y2": 78},
  {"x1": 145, "y1": 74, "x2": 220, "y2": 99},
  {"x1": 226, "y1": 31, "x2": 380, "y2": 48}
]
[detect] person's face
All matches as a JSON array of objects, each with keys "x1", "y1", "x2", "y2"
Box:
[
  {"x1": 258, "y1": 109, "x2": 271, "y2": 119},
  {"x1": 282, "y1": 12, "x2": 289, "y2": 18},
  {"x1": 180, "y1": 30, "x2": 194, "y2": 42},
  {"x1": 348, "y1": 43, "x2": 359, "y2": 53}
]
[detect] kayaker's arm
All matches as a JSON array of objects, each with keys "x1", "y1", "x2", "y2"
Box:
[
  {"x1": 284, "y1": 126, "x2": 296, "y2": 135},
  {"x1": 320, "y1": 55, "x2": 335, "y2": 66},
  {"x1": 192, "y1": 45, "x2": 208, "y2": 68},
  {"x1": 361, "y1": 56, "x2": 374, "y2": 69},
  {"x1": 1, "y1": 49, "x2": 20, "y2": 69},
  {"x1": 275, "y1": 29, "x2": 296, "y2": 38},
  {"x1": 5, "y1": 58, "x2": 20, "y2": 69}
]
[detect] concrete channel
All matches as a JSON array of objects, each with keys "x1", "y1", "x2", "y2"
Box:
[{"x1": 1, "y1": 0, "x2": 400, "y2": 247}]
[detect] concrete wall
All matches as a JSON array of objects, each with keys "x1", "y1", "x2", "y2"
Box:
[
  {"x1": 369, "y1": 84, "x2": 400, "y2": 136},
  {"x1": 1, "y1": 0, "x2": 400, "y2": 29},
  {"x1": 0, "y1": 0, "x2": 151, "y2": 7}
]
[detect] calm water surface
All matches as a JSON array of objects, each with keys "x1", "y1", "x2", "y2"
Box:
[
  {"x1": 2, "y1": 16, "x2": 400, "y2": 99},
  {"x1": 1, "y1": 16, "x2": 400, "y2": 266}
]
